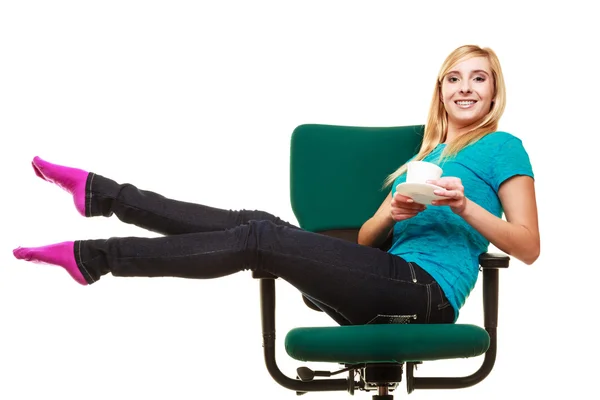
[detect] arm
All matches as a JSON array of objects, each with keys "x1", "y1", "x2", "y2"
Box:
[
  {"x1": 358, "y1": 192, "x2": 395, "y2": 248},
  {"x1": 461, "y1": 175, "x2": 540, "y2": 265},
  {"x1": 431, "y1": 175, "x2": 540, "y2": 265},
  {"x1": 358, "y1": 190, "x2": 426, "y2": 248}
]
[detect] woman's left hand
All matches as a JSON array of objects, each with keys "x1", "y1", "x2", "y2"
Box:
[{"x1": 427, "y1": 177, "x2": 469, "y2": 215}]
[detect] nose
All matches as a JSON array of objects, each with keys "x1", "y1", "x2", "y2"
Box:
[{"x1": 459, "y1": 80, "x2": 472, "y2": 93}]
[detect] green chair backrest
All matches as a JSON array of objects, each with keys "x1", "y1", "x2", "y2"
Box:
[{"x1": 290, "y1": 124, "x2": 425, "y2": 232}]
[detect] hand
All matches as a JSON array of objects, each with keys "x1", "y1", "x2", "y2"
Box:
[
  {"x1": 390, "y1": 189, "x2": 426, "y2": 221},
  {"x1": 427, "y1": 177, "x2": 468, "y2": 215}
]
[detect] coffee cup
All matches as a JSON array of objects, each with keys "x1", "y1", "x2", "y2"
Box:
[{"x1": 406, "y1": 161, "x2": 443, "y2": 184}]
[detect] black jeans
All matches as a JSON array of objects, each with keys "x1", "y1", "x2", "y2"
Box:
[{"x1": 74, "y1": 173, "x2": 454, "y2": 326}]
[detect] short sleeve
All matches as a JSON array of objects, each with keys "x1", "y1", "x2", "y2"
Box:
[{"x1": 490, "y1": 136, "x2": 534, "y2": 192}]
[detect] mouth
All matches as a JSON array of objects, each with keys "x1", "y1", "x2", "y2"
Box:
[{"x1": 454, "y1": 100, "x2": 477, "y2": 108}]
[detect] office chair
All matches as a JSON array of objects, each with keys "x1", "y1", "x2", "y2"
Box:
[{"x1": 252, "y1": 124, "x2": 509, "y2": 399}]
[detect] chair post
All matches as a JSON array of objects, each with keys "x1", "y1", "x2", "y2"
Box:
[
  {"x1": 255, "y1": 274, "x2": 351, "y2": 393},
  {"x1": 483, "y1": 267, "x2": 499, "y2": 329}
]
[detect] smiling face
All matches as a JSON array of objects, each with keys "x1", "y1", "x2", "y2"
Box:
[{"x1": 440, "y1": 56, "x2": 495, "y2": 135}]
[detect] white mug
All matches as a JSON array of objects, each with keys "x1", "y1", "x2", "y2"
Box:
[{"x1": 406, "y1": 161, "x2": 443, "y2": 184}]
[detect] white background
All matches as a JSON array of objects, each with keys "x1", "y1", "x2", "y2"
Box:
[{"x1": 1, "y1": 1, "x2": 598, "y2": 399}]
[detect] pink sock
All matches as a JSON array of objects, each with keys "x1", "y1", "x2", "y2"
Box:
[
  {"x1": 13, "y1": 242, "x2": 88, "y2": 285},
  {"x1": 32, "y1": 156, "x2": 89, "y2": 216}
]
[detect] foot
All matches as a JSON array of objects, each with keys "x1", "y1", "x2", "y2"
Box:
[
  {"x1": 32, "y1": 156, "x2": 89, "y2": 216},
  {"x1": 13, "y1": 242, "x2": 88, "y2": 285}
]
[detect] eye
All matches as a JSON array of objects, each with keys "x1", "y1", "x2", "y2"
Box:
[
  {"x1": 447, "y1": 76, "x2": 459, "y2": 83},
  {"x1": 474, "y1": 76, "x2": 486, "y2": 82}
]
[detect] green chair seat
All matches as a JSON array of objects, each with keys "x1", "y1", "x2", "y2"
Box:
[{"x1": 285, "y1": 324, "x2": 490, "y2": 364}]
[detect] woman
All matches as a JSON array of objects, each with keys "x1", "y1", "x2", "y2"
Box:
[{"x1": 12, "y1": 44, "x2": 540, "y2": 326}]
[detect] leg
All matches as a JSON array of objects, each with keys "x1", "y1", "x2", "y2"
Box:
[
  {"x1": 86, "y1": 172, "x2": 298, "y2": 235},
  {"x1": 14, "y1": 220, "x2": 454, "y2": 325},
  {"x1": 31, "y1": 156, "x2": 297, "y2": 235}
]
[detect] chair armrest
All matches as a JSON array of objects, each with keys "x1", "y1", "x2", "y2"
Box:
[
  {"x1": 479, "y1": 252, "x2": 509, "y2": 329},
  {"x1": 252, "y1": 270, "x2": 277, "y2": 279},
  {"x1": 479, "y1": 252, "x2": 510, "y2": 269}
]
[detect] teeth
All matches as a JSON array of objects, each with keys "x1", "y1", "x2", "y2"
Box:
[{"x1": 456, "y1": 101, "x2": 475, "y2": 105}]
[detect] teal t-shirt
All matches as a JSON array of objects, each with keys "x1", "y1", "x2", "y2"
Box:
[{"x1": 388, "y1": 131, "x2": 534, "y2": 322}]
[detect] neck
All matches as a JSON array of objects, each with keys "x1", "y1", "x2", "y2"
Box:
[{"x1": 445, "y1": 120, "x2": 480, "y2": 143}]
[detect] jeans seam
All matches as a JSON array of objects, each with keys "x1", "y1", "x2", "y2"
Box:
[
  {"x1": 435, "y1": 282, "x2": 451, "y2": 310},
  {"x1": 426, "y1": 283, "x2": 432, "y2": 323},
  {"x1": 276, "y1": 250, "x2": 428, "y2": 286},
  {"x1": 87, "y1": 177, "x2": 178, "y2": 225},
  {"x1": 109, "y1": 247, "x2": 419, "y2": 285},
  {"x1": 111, "y1": 247, "x2": 430, "y2": 288},
  {"x1": 76, "y1": 241, "x2": 96, "y2": 283},
  {"x1": 97, "y1": 200, "x2": 208, "y2": 234},
  {"x1": 407, "y1": 261, "x2": 417, "y2": 283},
  {"x1": 87, "y1": 173, "x2": 96, "y2": 217},
  {"x1": 110, "y1": 248, "x2": 238, "y2": 262}
]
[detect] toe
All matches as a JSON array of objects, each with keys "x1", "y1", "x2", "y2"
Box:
[
  {"x1": 12, "y1": 247, "x2": 28, "y2": 260},
  {"x1": 32, "y1": 157, "x2": 48, "y2": 180}
]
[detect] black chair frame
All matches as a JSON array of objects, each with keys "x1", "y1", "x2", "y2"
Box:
[{"x1": 252, "y1": 229, "x2": 509, "y2": 399}]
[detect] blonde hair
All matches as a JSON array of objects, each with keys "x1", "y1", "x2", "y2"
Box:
[{"x1": 383, "y1": 44, "x2": 507, "y2": 188}]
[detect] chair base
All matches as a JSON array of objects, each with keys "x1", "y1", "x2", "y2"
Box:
[
  {"x1": 255, "y1": 263, "x2": 504, "y2": 397},
  {"x1": 370, "y1": 379, "x2": 397, "y2": 400}
]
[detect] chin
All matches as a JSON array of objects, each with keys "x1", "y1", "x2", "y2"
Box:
[
  {"x1": 450, "y1": 112, "x2": 487, "y2": 127},
  {"x1": 449, "y1": 117, "x2": 481, "y2": 127}
]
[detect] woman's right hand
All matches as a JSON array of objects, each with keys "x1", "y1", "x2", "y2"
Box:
[{"x1": 390, "y1": 191, "x2": 426, "y2": 221}]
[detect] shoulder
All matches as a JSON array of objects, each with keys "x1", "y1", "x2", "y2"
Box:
[
  {"x1": 464, "y1": 131, "x2": 531, "y2": 165},
  {"x1": 479, "y1": 131, "x2": 535, "y2": 189},
  {"x1": 475, "y1": 131, "x2": 525, "y2": 149}
]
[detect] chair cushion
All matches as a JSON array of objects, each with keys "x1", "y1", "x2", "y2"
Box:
[{"x1": 285, "y1": 324, "x2": 490, "y2": 364}]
